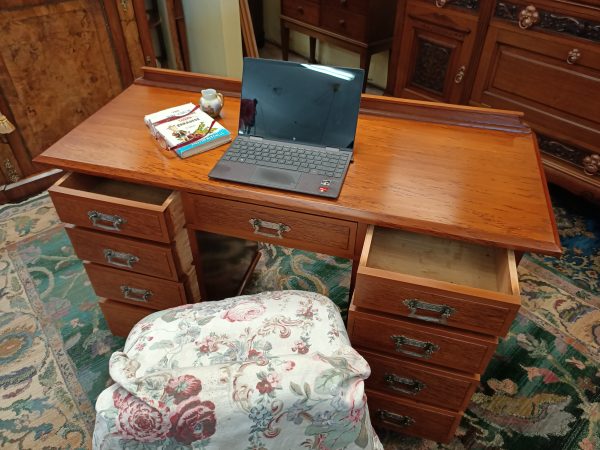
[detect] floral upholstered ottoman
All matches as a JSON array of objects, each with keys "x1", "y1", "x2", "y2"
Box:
[{"x1": 93, "y1": 291, "x2": 383, "y2": 449}]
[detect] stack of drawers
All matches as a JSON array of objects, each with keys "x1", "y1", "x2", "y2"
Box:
[
  {"x1": 281, "y1": 0, "x2": 395, "y2": 44},
  {"x1": 48, "y1": 173, "x2": 199, "y2": 337},
  {"x1": 348, "y1": 225, "x2": 520, "y2": 442}
]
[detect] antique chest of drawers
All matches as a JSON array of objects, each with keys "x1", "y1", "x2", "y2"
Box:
[
  {"x1": 48, "y1": 172, "x2": 199, "y2": 336},
  {"x1": 280, "y1": 0, "x2": 397, "y2": 91},
  {"x1": 348, "y1": 225, "x2": 520, "y2": 442}
]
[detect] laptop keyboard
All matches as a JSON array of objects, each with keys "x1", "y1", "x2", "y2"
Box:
[{"x1": 222, "y1": 138, "x2": 350, "y2": 178}]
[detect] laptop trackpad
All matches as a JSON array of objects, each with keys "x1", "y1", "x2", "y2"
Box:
[{"x1": 250, "y1": 167, "x2": 301, "y2": 189}]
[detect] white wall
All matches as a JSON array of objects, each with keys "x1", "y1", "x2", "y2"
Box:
[
  {"x1": 182, "y1": 0, "x2": 244, "y2": 78},
  {"x1": 262, "y1": 0, "x2": 389, "y2": 89}
]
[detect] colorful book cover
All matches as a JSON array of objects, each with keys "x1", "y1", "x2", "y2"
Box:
[{"x1": 147, "y1": 103, "x2": 232, "y2": 159}]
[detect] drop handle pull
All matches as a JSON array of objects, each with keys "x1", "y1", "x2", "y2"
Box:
[
  {"x1": 377, "y1": 410, "x2": 415, "y2": 427},
  {"x1": 249, "y1": 218, "x2": 291, "y2": 239},
  {"x1": 384, "y1": 373, "x2": 426, "y2": 395},
  {"x1": 391, "y1": 335, "x2": 439, "y2": 359}
]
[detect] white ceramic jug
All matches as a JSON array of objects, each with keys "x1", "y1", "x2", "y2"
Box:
[{"x1": 200, "y1": 89, "x2": 224, "y2": 118}]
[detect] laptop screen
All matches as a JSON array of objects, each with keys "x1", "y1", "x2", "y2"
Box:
[{"x1": 238, "y1": 58, "x2": 364, "y2": 150}]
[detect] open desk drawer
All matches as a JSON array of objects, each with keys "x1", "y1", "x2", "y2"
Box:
[
  {"x1": 49, "y1": 172, "x2": 184, "y2": 243},
  {"x1": 354, "y1": 226, "x2": 520, "y2": 336}
]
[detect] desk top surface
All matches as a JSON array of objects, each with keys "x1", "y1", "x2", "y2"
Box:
[{"x1": 36, "y1": 79, "x2": 560, "y2": 255}]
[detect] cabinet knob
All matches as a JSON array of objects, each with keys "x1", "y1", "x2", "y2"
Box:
[
  {"x1": 339, "y1": 19, "x2": 346, "y2": 27},
  {"x1": 297, "y1": 5, "x2": 304, "y2": 14},
  {"x1": 454, "y1": 65, "x2": 466, "y2": 84},
  {"x1": 340, "y1": 0, "x2": 348, "y2": 5},
  {"x1": 567, "y1": 48, "x2": 581, "y2": 64},
  {"x1": 518, "y1": 5, "x2": 539, "y2": 29},
  {"x1": 435, "y1": 0, "x2": 447, "y2": 7},
  {"x1": 583, "y1": 154, "x2": 599, "y2": 176}
]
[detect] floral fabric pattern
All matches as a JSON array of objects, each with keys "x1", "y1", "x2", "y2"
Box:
[{"x1": 93, "y1": 291, "x2": 382, "y2": 449}]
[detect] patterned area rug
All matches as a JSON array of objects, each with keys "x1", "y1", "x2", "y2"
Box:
[{"x1": 0, "y1": 186, "x2": 598, "y2": 449}]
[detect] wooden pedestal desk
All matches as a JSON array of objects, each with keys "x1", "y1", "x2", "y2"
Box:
[{"x1": 36, "y1": 67, "x2": 560, "y2": 443}]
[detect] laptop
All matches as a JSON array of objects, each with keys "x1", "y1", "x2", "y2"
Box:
[{"x1": 209, "y1": 58, "x2": 364, "y2": 198}]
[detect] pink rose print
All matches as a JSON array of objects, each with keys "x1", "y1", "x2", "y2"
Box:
[
  {"x1": 221, "y1": 301, "x2": 266, "y2": 322},
  {"x1": 283, "y1": 361, "x2": 296, "y2": 371},
  {"x1": 197, "y1": 336, "x2": 218, "y2": 353},
  {"x1": 115, "y1": 393, "x2": 171, "y2": 442},
  {"x1": 292, "y1": 340, "x2": 310, "y2": 354},
  {"x1": 165, "y1": 375, "x2": 202, "y2": 404},
  {"x1": 248, "y1": 348, "x2": 262, "y2": 358},
  {"x1": 169, "y1": 398, "x2": 216, "y2": 444},
  {"x1": 256, "y1": 379, "x2": 273, "y2": 394}
]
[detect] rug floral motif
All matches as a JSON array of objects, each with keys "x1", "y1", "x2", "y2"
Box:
[
  {"x1": 0, "y1": 193, "x2": 123, "y2": 449},
  {"x1": 0, "y1": 186, "x2": 598, "y2": 449}
]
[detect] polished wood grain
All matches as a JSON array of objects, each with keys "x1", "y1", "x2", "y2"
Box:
[
  {"x1": 49, "y1": 172, "x2": 185, "y2": 243},
  {"x1": 66, "y1": 227, "x2": 184, "y2": 281},
  {"x1": 183, "y1": 192, "x2": 358, "y2": 258},
  {"x1": 354, "y1": 225, "x2": 520, "y2": 336},
  {"x1": 360, "y1": 349, "x2": 479, "y2": 412},
  {"x1": 367, "y1": 389, "x2": 462, "y2": 443},
  {"x1": 35, "y1": 76, "x2": 561, "y2": 255},
  {"x1": 348, "y1": 304, "x2": 497, "y2": 373},
  {"x1": 99, "y1": 298, "x2": 155, "y2": 337},
  {"x1": 85, "y1": 263, "x2": 187, "y2": 310}
]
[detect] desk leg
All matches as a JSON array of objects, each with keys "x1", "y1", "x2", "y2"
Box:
[
  {"x1": 281, "y1": 22, "x2": 290, "y2": 61},
  {"x1": 359, "y1": 51, "x2": 371, "y2": 92},
  {"x1": 309, "y1": 37, "x2": 317, "y2": 63}
]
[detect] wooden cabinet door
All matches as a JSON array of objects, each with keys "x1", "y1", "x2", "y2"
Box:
[
  {"x1": 0, "y1": 0, "x2": 124, "y2": 166},
  {"x1": 471, "y1": 21, "x2": 600, "y2": 162},
  {"x1": 393, "y1": 0, "x2": 478, "y2": 103}
]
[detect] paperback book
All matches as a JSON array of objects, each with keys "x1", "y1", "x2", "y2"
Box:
[{"x1": 144, "y1": 102, "x2": 231, "y2": 159}]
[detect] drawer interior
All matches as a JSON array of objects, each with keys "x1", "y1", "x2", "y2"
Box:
[
  {"x1": 60, "y1": 173, "x2": 171, "y2": 205},
  {"x1": 366, "y1": 227, "x2": 514, "y2": 294}
]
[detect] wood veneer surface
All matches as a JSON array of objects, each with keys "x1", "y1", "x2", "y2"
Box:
[{"x1": 36, "y1": 84, "x2": 560, "y2": 254}]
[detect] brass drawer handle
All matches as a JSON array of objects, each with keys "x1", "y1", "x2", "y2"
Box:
[
  {"x1": 120, "y1": 285, "x2": 153, "y2": 302},
  {"x1": 518, "y1": 5, "x2": 539, "y2": 30},
  {"x1": 435, "y1": 0, "x2": 447, "y2": 7},
  {"x1": 454, "y1": 65, "x2": 466, "y2": 84},
  {"x1": 403, "y1": 299, "x2": 455, "y2": 324},
  {"x1": 88, "y1": 210, "x2": 126, "y2": 231},
  {"x1": 377, "y1": 410, "x2": 415, "y2": 427},
  {"x1": 249, "y1": 218, "x2": 290, "y2": 239},
  {"x1": 384, "y1": 373, "x2": 426, "y2": 395},
  {"x1": 391, "y1": 335, "x2": 439, "y2": 359},
  {"x1": 103, "y1": 249, "x2": 139, "y2": 268},
  {"x1": 567, "y1": 48, "x2": 581, "y2": 64}
]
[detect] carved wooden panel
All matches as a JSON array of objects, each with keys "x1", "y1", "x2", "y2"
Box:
[
  {"x1": 411, "y1": 38, "x2": 452, "y2": 94},
  {"x1": 0, "y1": 0, "x2": 123, "y2": 159},
  {"x1": 495, "y1": 1, "x2": 600, "y2": 42},
  {"x1": 538, "y1": 135, "x2": 599, "y2": 178}
]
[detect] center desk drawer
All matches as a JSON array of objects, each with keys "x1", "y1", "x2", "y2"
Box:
[
  {"x1": 85, "y1": 263, "x2": 187, "y2": 310},
  {"x1": 66, "y1": 227, "x2": 183, "y2": 281},
  {"x1": 183, "y1": 193, "x2": 357, "y2": 257},
  {"x1": 348, "y1": 305, "x2": 497, "y2": 374},
  {"x1": 49, "y1": 172, "x2": 184, "y2": 243},
  {"x1": 354, "y1": 226, "x2": 520, "y2": 336}
]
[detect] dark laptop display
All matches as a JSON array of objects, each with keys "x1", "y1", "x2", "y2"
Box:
[{"x1": 209, "y1": 58, "x2": 364, "y2": 198}]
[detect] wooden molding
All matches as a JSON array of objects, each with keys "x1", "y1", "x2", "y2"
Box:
[
  {"x1": 239, "y1": 0, "x2": 259, "y2": 58},
  {"x1": 0, "y1": 168, "x2": 63, "y2": 204}
]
